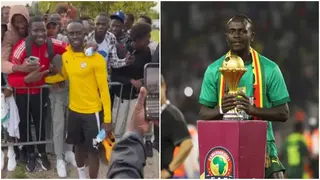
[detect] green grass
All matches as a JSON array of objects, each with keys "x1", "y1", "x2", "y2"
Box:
[
  {"x1": 8, "y1": 163, "x2": 28, "y2": 179},
  {"x1": 151, "y1": 29, "x2": 160, "y2": 42}
]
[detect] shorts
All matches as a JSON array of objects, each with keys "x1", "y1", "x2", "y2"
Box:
[
  {"x1": 66, "y1": 109, "x2": 103, "y2": 152},
  {"x1": 264, "y1": 156, "x2": 286, "y2": 178}
]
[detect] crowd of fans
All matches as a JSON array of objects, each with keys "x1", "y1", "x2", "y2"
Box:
[
  {"x1": 161, "y1": 1, "x2": 318, "y2": 179},
  {"x1": 1, "y1": 2, "x2": 159, "y2": 178}
]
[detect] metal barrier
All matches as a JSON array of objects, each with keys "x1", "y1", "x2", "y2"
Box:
[{"x1": 1, "y1": 82, "x2": 139, "y2": 148}]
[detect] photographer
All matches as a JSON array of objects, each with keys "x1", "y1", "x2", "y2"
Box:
[{"x1": 111, "y1": 23, "x2": 152, "y2": 140}]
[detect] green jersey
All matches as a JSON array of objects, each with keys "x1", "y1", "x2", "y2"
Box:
[
  {"x1": 199, "y1": 53, "x2": 290, "y2": 157},
  {"x1": 281, "y1": 133, "x2": 309, "y2": 178}
]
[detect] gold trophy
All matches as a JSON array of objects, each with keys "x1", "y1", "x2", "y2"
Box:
[{"x1": 219, "y1": 55, "x2": 247, "y2": 120}]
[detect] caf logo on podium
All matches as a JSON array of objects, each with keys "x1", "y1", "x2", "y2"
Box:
[{"x1": 204, "y1": 146, "x2": 235, "y2": 179}]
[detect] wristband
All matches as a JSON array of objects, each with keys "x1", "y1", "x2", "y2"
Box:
[
  {"x1": 219, "y1": 106, "x2": 224, "y2": 114},
  {"x1": 165, "y1": 168, "x2": 174, "y2": 177}
]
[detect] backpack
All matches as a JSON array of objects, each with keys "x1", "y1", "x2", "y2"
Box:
[{"x1": 25, "y1": 36, "x2": 55, "y2": 62}]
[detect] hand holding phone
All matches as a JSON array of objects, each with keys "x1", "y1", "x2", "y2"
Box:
[
  {"x1": 28, "y1": 56, "x2": 40, "y2": 64},
  {"x1": 144, "y1": 63, "x2": 160, "y2": 121}
]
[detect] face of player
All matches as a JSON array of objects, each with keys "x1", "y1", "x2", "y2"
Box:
[
  {"x1": 67, "y1": 22, "x2": 85, "y2": 50},
  {"x1": 225, "y1": 21, "x2": 254, "y2": 53}
]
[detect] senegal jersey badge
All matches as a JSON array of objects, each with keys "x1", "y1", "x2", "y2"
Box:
[{"x1": 81, "y1": 62, "x2": 87, "y2": 69}]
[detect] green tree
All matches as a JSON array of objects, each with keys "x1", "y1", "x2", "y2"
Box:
[
  {"x1": 147, "y1": 9, "x2": 159, "y2": 20},
  {"x1": 37, "y1": 1, "x2": 157, "y2": 19}
]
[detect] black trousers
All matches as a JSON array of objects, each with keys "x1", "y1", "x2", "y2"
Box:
[{"x1": 15, "y1": 89, "x2": 49, "y2": 154}]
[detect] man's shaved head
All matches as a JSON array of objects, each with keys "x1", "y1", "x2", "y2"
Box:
[
  {"x1": 226, "y1": 14, "x2": 253, "y2": 31},
  {"x1": 67, "y1": 20, "x2": 84, "y2": 30}
]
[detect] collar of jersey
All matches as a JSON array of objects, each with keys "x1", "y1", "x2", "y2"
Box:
[
  {"x1": 66, "y1": 45, "x2": 86, "y2": 57},
  {"x1": 244, "y1": 56, "x2": 253, "y2": 65}
]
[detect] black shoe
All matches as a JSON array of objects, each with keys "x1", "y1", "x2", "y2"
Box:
[
  {"x1": 37, "y1": 153, "x2": 51, "y2": 171},
  {"x1": 26, "y1": 153, "x2": 37, "y2": 172}
]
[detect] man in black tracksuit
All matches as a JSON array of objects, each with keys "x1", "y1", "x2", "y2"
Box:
[{"x1": 111, "y1": 23, "x2": 152, "y2": 140}]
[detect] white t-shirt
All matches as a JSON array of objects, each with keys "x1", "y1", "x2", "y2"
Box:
[
  {"x1": 97, "y1": 39, "x2": 109, "y2": 60},
  {"x1": 97, "y1": 40, "x2": 111, "y2": 81}
]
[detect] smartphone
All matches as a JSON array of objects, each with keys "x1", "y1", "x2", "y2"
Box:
[
  {"x1": 28, "y1": 56, "x2": 39, "y2": 64},
  {"x1": 144, "y1": 63, "x2": 160, "y2": 121}
]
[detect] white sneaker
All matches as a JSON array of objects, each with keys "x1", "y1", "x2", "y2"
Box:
[
  {"x1": 1, "y1": 150, "x2": 5, "y2": 170},
  {"x1": 7, "y1": 146, "x2": 16, "y2": 171},
  {"x1": 64, "y1": 151, "x2": 77, "y2": 167},
  {"x1": 56, "y1": 159, "x2": 67, "y2": 178}
]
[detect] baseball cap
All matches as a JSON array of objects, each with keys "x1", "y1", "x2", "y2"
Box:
[
  {"x1": 46, "y1": 14, "x2": 60, "y2": 26},
  {"x1": 110, "y1": 11, "x2": 125, "y2": 23}
]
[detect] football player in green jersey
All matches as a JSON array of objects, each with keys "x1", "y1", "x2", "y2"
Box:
[{"x1": 199, "y1": 15, "x2": 290, "y2": 178}]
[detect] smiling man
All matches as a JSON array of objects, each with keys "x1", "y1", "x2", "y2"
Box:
[
  {"x1": 199, "y1": 15, "x2": 290, "y2": 178},
  {"x1": 45, "y1": 20, "x2": 112, "y2": 179},
  {"x1": 8, "y1": 16, "x2": 68, "y2": 172},
  {"x1": 110, "y1": 11, "x2": 129, "y2": 44}
]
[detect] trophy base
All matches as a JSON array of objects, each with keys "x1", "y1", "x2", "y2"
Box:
[{"x1": 223, "y1": 109, "x2": 243, "y2": 120}]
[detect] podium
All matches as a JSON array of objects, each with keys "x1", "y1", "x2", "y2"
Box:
[{"x1": 198, "y1": 120, "x2": 267, "y2": 179}]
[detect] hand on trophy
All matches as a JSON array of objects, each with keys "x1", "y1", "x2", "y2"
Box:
[
  {"x1": 221, "y1": 94, "x2": 237, "y2": 113},
  {"x1": 236, "y1": 91, "x2": 254, "y2": 115}
]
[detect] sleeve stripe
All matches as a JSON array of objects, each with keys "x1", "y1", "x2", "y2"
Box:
[
  {"x1": 13, "y1": 42, "x2": 26, "y2": 60},
  {"x1": 51, "y1": 38, "x2": 64, "y2": 46}
]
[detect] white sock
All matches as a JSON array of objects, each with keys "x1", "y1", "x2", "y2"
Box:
[
  {"x1": 77, "y1": 166, "x2": 86, "y2": 179},
  {"x1": 7, "y1": 146, "x2": 17, "y2": 171},
  {"x1": 8, "y1": 146, "x2": 15, "y2": 156}
]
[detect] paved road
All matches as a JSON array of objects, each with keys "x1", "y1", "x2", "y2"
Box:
[{"x1": 1, "y1": 149, "x2": 159, "y2": 179}]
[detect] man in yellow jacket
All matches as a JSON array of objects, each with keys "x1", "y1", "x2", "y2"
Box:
[{"x1": 45, "y1": 20, "x2": 111, "y2": 179}]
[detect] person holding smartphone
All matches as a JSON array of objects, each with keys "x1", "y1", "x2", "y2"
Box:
[
  {"x1": 107, "y1": 87, "x2": 159, "y2": 178},
  {"x1": 7, "y1": 16, "x2": 69, "y2": 172},
  {"x1": 111, "y1": 23, "x2": 152, "y2": 140}
]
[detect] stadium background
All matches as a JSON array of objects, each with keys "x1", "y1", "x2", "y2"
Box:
[{"x1": 161, "y1": 1, "x2": 319, "y2": 178}]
